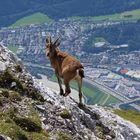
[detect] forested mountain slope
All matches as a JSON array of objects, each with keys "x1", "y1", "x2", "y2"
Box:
[{"x1": 1, "y1": 0, "x2": 140, "y2": 27}]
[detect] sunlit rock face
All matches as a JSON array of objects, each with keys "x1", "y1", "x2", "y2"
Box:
[{"x1": 0, "y1": 44, "x2": 140, "y2": 140}]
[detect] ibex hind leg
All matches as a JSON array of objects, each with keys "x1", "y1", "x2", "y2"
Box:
[
  {"x1": 77, "y1": 79, "x2": 84, "y2": 107},
  {"x1": 63, "y1": 79, "x2": 71, "y2": 97},
  {"x1": 75, "y1": 69, "x2": 85, "y2": 107},
  {"x1": 60, "y1": 88, "x2": 64, "y2": 96}
]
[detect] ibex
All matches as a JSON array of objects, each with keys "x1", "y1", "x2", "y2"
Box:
[{"x1": 45, "y1": 36, "x2": 84, "y2": 106}]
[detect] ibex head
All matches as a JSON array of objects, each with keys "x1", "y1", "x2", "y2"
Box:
[{"x1": 46, "y1": 36, "x2": 60, "y2": 57}]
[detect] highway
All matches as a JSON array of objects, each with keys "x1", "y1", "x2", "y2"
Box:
[
  {"x1": 115, "y1": 98, "x2": 140, "y2": 111},
  {"x1": 84, "y1": 78, "x2": 130, "y2": 102},
  {"x1": 115, "y1": 103, "x2": 140, "y2": 111},
  {"x1": 84, "y1": 78, "x2": 140, "y2": 111},
  {"x1": 120, "y1": 97, "x2": 140, "y2": 105},
  {"x1": 24, "y1": 62, "x2": 54, "y2": 71}
]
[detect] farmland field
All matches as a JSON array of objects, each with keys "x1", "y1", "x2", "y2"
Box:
[
  {"x1": 11, "y1": 8, "x2": 140, "y2": 28},
  {"x1": 11, "y1": 12, "x2": 53, "y2": 27},
  {"x1": 114, "y1": 109, "x2": 140, "y2": 126},
  {"x1": 7, "y1": 46, "x2": 19, "y2": 54},
  {"x1": 69, "y1": 8, "x2": 140, "y2": 22}
]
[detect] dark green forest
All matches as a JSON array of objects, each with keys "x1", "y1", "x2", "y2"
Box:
[
  {"x1": 1, "y1": 0, "x2": 140, "y2": 27},
  {"x1": 83, "y1": 21, "x2": 140, "y2": 53}
]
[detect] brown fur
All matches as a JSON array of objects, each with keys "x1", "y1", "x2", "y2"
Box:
[{"x1": 45, "y1": 37, "x2": 84, "y2": 105}]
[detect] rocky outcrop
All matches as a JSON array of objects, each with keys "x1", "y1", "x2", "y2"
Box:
[
  {"x1": 0, "y1": 134, "x2": 11, "y2": 140},
  {"x1": 0, "y1": 43, "x2": 140, "y2": 140}
]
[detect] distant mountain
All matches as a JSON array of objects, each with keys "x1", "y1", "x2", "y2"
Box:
[{"x1": 1, "y1": 0, "x2": 140, "y2": 27}]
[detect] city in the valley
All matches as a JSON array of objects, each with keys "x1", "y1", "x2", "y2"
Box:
[{"x1": 0, "y1": 18, "x2": 140, "y2": 111}]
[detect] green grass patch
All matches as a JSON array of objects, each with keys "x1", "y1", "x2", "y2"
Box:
[
  {"x1": 0, "y1": 88, "x2": 22, "y2": 102},
  {"x1": 114, "y1": 109, "x2": 140, "y2": 126},
  {"x1": 0, "y1": 69, "x2": 44, "y2": 102},
  {"x1": 69, "y1": 8, "x2": 140, "y2": 22},
  {"x1": 0, "y1": 120, "x2": 28, "y2": 140},
  {"x1": 14, "y1": 116, "x2": 42, "y2": 132},
  {"x1": 0, "y1": 106, "x2": 49, "y2": 140},
  {"x1": 58, "y1": 132, "x2": 73, "y2": 140},
  {"x1": 49, "y1": 75, "x2": 121, "y2": 106},
  {"x1": 11, "y1": 12, "x2": 53, "y2": 27},
  {"x1": 0, "y1": 69, "x2": 27, "y2": 94},
  {"x1": 60, "y1": 109, "x2": 72, "y2": 120},
  {"x1": 27, "y1": 132, "x2": 49, "y2": 140},
  {"x1": 7, "y1": 45, "x2": 19, "y2": 53}
]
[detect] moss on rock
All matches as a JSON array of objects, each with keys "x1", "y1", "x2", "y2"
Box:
[
  {"x1": 0, "y1": 69, "x2": 44, "y2": 102},
  {"x1": 60, "y1": 109, "x2": 72, "y2": 119},
  {"x1": 0, "y1": 105, "x2": 49, "y2": 140},
  {"x1": 0, "y1": 88, "x2": 22, "y2": 101},
  {"x1": 15, "y1": 64, "x2": 23, "y2": 72},
  {"x1": 0, "y1": 96, "x2": 6, "y2": 106},
  {"x1": 0, "y1": 70, "x2": 27, "y2": 94},
  {"x1": 27, "y1": 88, "x2": 45, "y2": 102},
  {"x1": 58, "y1": 132, "x2": 73, "y2": 140},
  {"x1": 27, "y1": 132, "x2": 49, "y2": 140},
  {"x1": 95, "y1": 125, "x2": 105, "y2": 139},
  {"x1": 14, "y1": 117, "x2": 42, "y2": 132},
  {"x1": 114, "y1": 109, "x2": 140, "y2": 127},
  {"x1": 0, "y1": 120, "x2": 28, "y2": 140}
]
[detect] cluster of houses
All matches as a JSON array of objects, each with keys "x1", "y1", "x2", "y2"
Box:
[{"x1": 85, "y1": 67, "x2": 140, "y2": 99}]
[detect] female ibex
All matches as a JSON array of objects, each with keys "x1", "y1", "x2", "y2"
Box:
[{"x1": 45, "y1": 36, "x2": 84, "y2": 106}]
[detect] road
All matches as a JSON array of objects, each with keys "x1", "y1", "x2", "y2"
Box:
[
  {"x1": 24, "y1": 62, "x2": 54, "y2": 71},
  {"x1": 84, "y1": 78, "x2": 140, "y2": 111},
  {"x1": 84, "y1": 78, "x2": 130, "y2": 102},
  {"x1": 115, "y1": 98, "x2": 140, "y2": 110},
  {"x1": 120, "y1": 97, "x2": 140, "y2": 105}
]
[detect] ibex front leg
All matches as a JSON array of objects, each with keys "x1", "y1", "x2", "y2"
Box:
[{"x1": 55, "y1": 72, "x2": 64, "y2": 96}]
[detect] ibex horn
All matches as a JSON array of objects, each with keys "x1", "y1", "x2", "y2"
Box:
[
  {"x1": 54, "y1": 37, "x2": 60, "y2": 46},
  {"x1": 49, "y1": 36, "x2": 52, "y2": 43}
]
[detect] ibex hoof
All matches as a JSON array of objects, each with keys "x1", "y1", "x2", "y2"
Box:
[
  {"x1": 63, "y1": 92, "x2": 70, "y2": 97},
  {"x1": 60, "y1": 92, "x2": 64, "y2": 96},
  {"x1": 78, "y1": 103, "x2": 84, "y2": 108},
  {"x1": 60, "y1": 89, "x2": 64, "y2": 96}
]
